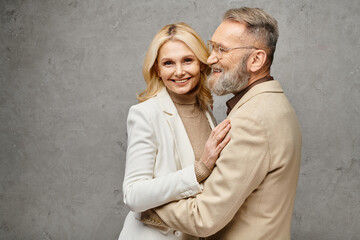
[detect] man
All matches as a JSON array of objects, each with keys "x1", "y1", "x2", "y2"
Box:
[{"x1": 143, "y1": 7, "x2": 302, "y2": 239}]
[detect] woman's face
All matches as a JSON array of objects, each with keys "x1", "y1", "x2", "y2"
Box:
[{"x1": 157, "y1": 40, "x2": 203, "y2": 95}]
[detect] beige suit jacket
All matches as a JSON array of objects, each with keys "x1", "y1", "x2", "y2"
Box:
[{"x1": 152, "y1": 80, "x2": 302, "y2": 240}]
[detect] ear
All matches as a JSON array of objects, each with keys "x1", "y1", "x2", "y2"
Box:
[{"x1": 248, "y1": 50, "x2": 267, "y2": 73}]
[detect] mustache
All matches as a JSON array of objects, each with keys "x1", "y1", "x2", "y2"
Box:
[{"x1": 210, "y1": 64, "x2": 224, "y2": 72}]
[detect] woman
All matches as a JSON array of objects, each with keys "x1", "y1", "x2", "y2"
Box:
[{"x1": 119, "y1": 23, "x2": 230, "y2": 240}]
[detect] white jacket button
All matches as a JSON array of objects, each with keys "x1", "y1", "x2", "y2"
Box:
[{"x1": 173, "y1": 230, "x2": 181, "y2": 237}]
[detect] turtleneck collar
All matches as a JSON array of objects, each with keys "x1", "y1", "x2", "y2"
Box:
[{"x1": 167, "y1": 88, "x2": 197, "y2": 105}]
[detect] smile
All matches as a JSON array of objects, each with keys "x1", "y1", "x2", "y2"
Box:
[
  {"x1": 171, "y1": 77, "x2": 191, "y2": 83},
  {"x1": 212, "y1": 68, "x2": 222, "y2": 73}
]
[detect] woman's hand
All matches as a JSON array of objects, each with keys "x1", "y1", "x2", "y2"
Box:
[{"x1": 201, "y1": 119, "x2": 231, "y2": 170}]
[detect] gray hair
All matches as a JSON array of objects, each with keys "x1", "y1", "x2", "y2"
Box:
[{"x1": 223, "y1": 7, "x2": 279, "y2": 64}]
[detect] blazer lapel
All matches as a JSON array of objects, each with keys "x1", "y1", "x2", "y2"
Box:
[
  {"x1": 205, "y1": 108, "x2": 216, "y2": 129},
  {"x1": 228, "y1": 80, "x2": 284, "y2": 118},
  {"x1": 156, "y1": 87, "x2": 195, "y2": 169}
]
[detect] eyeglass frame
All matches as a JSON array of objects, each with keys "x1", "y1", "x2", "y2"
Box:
[{"x1": 207, "y1": 40, "x2": 259, "y2": 59}]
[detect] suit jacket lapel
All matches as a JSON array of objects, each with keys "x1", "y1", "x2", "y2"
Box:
[
  {"x1": 156, "y1": 87, "x2": 195, "y2": 169},
  {"x1": 205, "y1": 106, "x2": 216, "y2": 129},
  {"x1": 228, "y1": 80, "x2": 284, "y2": 118}
]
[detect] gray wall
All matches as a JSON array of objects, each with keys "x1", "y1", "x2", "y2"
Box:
[{"x1": 1, "y1": 0, "x2": 359, "y2": 239}]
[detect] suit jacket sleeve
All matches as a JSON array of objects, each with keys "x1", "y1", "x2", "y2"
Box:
[
  {"x1": 154, "y1": 111, "x2": 270, "y2": 237},
  {"x1": 123, "y1": 105, "x2": 202, "y2": 213}
]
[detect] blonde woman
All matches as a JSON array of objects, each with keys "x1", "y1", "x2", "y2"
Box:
[{"x1": 119, "y1": 23, "x2": 230, "y2": 240}]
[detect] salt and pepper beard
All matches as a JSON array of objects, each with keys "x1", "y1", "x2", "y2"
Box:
[{"x1": 207, "y1": 53, "x2": 251, "y2": 96}]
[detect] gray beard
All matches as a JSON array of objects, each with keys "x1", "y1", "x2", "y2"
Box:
[{"x1": 208, "y1": 58, "x2": 249, "y2": 96}]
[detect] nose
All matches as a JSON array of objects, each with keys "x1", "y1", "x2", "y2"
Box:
[
  {"x1": 207, "y1": 51, "x2": 219, "y2": 65},
  {"x1": 175, "y1": 64, "x2": 185, "y2": 77}
]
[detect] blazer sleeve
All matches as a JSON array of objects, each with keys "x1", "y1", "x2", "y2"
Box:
[
  {"x1": 123, "y1": 105, "x2": 202, "y2": 213},
  {"x1": 153, "y1": 111, "x2": 270, "y2": 237}
]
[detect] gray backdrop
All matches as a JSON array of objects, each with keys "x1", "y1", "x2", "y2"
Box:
[{"x1": 1, "y1": 0, "x2": 359, "y2": 239}]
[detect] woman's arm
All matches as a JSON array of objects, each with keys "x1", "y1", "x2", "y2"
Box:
[
  {"x1": 139, "y1": 118, "x2": 232, "y2": 225},
  {"x1": 123, "y1": 105, "x2": 202, "y2": 212}
]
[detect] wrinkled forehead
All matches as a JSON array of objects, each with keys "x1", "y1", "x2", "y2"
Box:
[{"x1": 211, "y1": 20, "x2": 249, "y2": 46}]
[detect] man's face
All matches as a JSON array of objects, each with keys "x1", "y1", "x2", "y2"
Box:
[{"x1": 207, "y1": 21, "x2": 252, "y2": 96}]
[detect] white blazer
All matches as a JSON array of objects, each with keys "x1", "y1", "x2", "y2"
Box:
[{"x1": 119, "y1": 87, "x2": 216, "y2": 240}]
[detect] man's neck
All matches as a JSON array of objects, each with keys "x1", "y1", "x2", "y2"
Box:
[{"x1": 247, "y1": 70, "x2": 271, "y2": 86}]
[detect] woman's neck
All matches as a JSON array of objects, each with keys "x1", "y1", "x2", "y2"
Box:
[{"x1": 167, "y1": 88, "x2": 197, "y2": 105}]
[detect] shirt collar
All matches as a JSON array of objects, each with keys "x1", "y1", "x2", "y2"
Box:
[{"x1": 226, "y1": 76, "x2": 274, "y2": 115}]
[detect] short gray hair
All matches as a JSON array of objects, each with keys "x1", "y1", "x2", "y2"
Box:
[{"x1": 223, "y1": 7, "x2": 279, "y2": 64}]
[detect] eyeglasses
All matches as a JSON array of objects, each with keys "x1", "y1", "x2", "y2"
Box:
[{"x1": 207, "y1": 40, "x2": 258, "y2": 59}]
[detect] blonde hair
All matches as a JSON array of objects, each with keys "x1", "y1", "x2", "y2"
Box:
[
  {"x1": 224, "y1": 7, "x2": 279, "y2": 65},
  {"x1": 138, "y1": 22, "x2": 212, "y2": 110}
]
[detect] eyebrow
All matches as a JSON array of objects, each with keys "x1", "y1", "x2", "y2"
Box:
[
  {"x1": 159, "y1": 54, "x2": 196, "y2": 61},
  {"x1": 210, "y1": 40, "x2": 225, "y2": 48}
]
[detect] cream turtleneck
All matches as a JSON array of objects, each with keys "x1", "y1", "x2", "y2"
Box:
[{"x1": 167, "y1": 89, "x2": 212, "y2": 182}]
